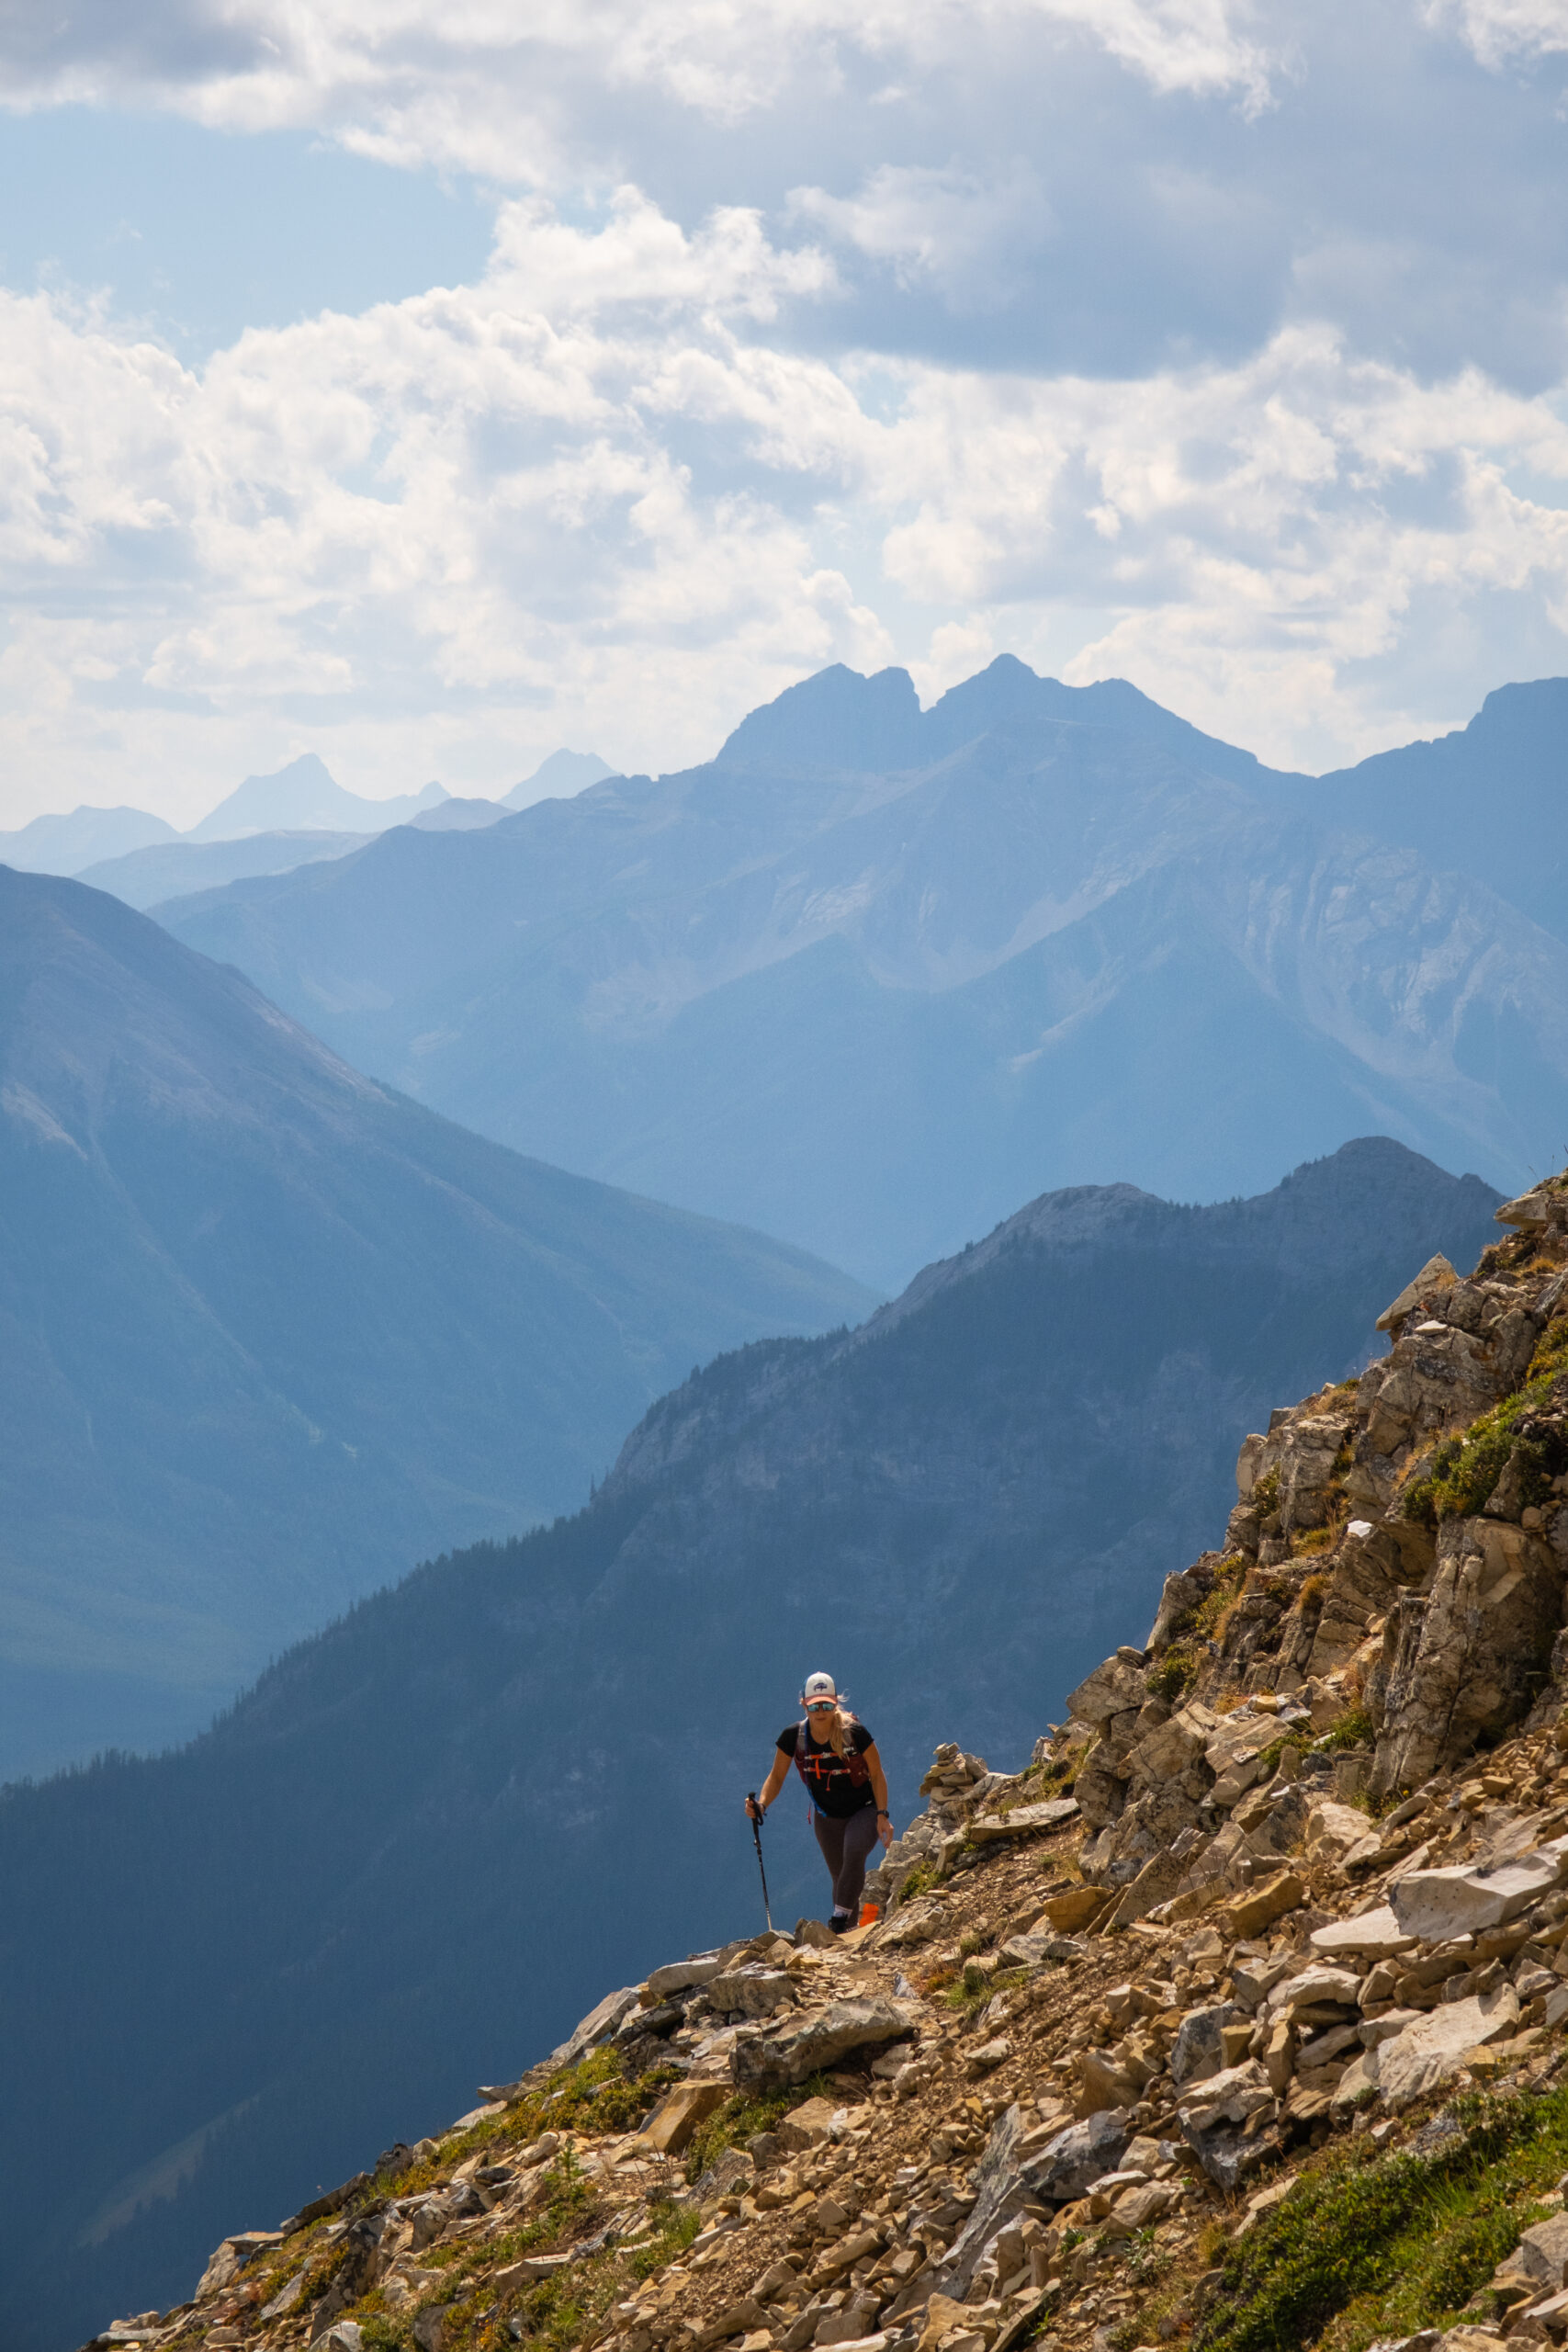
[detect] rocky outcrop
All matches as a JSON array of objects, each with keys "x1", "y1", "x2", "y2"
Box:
[{"x1": 81, "y1": 1178, "x2": 1568, "y2": 2352}]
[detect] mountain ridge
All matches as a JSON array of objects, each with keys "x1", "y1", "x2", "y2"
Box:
[
  {"x1": 152, "y1": 661, "x2": 1568, "y2": 1288},
  {"x1": 0, "y1": 866, "x2": 874, "y2": 1781},
  {"x1": 0, "y1": 1136, "x2": 1500, "y2": 2347}
]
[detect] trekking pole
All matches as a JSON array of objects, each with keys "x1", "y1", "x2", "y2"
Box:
[{"x1": 747, "y1": 1793, "x2": 773, "y2": 1932}]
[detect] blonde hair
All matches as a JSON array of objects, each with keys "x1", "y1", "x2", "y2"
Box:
[{"x1": 805, "y1": 1697, "x2": 855, "y2": 1756}]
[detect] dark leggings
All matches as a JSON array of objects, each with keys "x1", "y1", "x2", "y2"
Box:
[{"x1": 813, "y1": 1805, "x2": 881, "y2": 1915}]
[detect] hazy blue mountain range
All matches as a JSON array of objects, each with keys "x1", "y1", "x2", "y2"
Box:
[
  {"x1": 501, "y1": 748, "x2": 615, "y2": 807},
  {"x1": 0, "y1": 801, "x2": 178, "y2": 872},
  {"x1": 74, "y1": 826, "x2": 379, "y2": 909},
  {"x1": 184, "y1": 752, "x2": 447, "y2": 839},
  {"x1": 5, "y1": 748, "x2": 615, "y2": 905},
  {"x1": 156, "y1": 660, "x2": 1568, "y2": 1290},
  {"x1": 0, "y1": 869, "x2": 873, "y2": 1783},
  {"x1": 0, "y1": 1136, "x2": 1497, "y2": 2352}
]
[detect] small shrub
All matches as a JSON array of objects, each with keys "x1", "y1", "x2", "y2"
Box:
[
  {"x1": 682, "y1": 2075, "x2": 836, "y2": 2183},
  {"x1": 1314, "y1": 1706, "x2": 1375, "y2": 1753},
  {"x1": 1403, "y1": 1317, "x2": 1568, "y2": 1527},
  {"x1": 1146, "y1": 1651, "x2": 1196, "y2": 1703}
]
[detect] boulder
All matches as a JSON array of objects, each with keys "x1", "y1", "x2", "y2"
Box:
[
  {"x1": 935, "y1": 2103, "x2": 1029, "y2": 2294},
  {"x1": 708, "y1": 1966, "x2": 795, "y2": 2018},
  {"x1": 1215, "y1": 1872, "x2": 1306, "y2": 1939},
  {"x1": 644, "y1": 1956, "x2": 724, "y2": 2003},
  {"x1": 1075, "y1": 2049, "x2": 1146, "y2": 2114},
  {"x1": 1514, "y1": 2211, "x2": 1568, "y2": 2289},
  {"x1": 1170, "y1": 2004, "x2": 1248, "y2": 2087},
  {"x1": 1311, "y1": 1907, "x2": 1416, "y2": 1962},
  {"x1": 1066, "y1": 1657, "x2": 1149, "y2": 1724},
  {"x1": 1022, "y1": 2108, "x2": 1132, "y2": 2203},
  {"x1": 967, "y1": 1798, "x2": 1079, "y2": 1842},
  {"x1": 550, "y1": 1984, "x2": 643, "y2": 2069},
  {"x1": 1124, "y1": 1703, "x2": 1217, "y2": 1789},
  {"x1": 776, "y1": 2094, "x2": 840, "y2": 2150},
  {"x1": 637, "y1": 2081, "x2": 729, "y2": 2154},
  {"x1": 1178, "y1": 2060, "x2": 1280, "y2": 2188},
  {"x1": 1496, "y1": 1186, "x2": 1565, "y2": 1231},
  {"x1": 1374, "y1": 1984, "x2": 1521, "y2": 2110},
  {"x1": 1388, "y1": 1848, "x2": 1568, "y2": 1941},
  {"x1": 1376, "y1": 1255, "x2": 1459, "y2": 1332},
  {"x1": 731, "y1": 1997, "x2": 918, "y2": 2096},
  {"x1": 1269, "y1": 1964, "x2": 1362, "y2": 2018},
  {"x1": 1305, "y1": 1800, "x2": 1374, "y2": 1862},
  {"x1": 197, "y1": 2231, "x2": 283, "y2": 2294},
  {"x1": 1372, "y1": 1519, "x2": 1562, "y2": 1796},
  {"x1": 1037, "y1": 1885, "x2": 1107, "y2": 1933}
]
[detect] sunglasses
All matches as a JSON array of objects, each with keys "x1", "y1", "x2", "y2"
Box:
[{"x1": 806, "y1": 1699, "x2": 837, "y2": 1711}]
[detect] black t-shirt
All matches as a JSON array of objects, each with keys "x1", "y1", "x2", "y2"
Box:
[{"x1": 777, "y1": 1720, "x2": 876, "y2": 1818}]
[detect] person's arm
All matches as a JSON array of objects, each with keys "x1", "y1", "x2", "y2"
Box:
[
  {"x1": 864, "y1": 1741, "x2": 893, "y2": 1847},
  {"x1": 747, "y1": 1747, "x2": 792, "y2": 1821}
]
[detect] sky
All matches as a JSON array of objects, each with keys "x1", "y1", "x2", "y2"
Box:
[{"x1": 3, "y1": 0, "x2": 1568, "y2": 827}]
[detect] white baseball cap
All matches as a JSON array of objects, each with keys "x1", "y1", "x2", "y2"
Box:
[{"x1": 802, "y1": 1671, "x2": 838, "y2": 1704}]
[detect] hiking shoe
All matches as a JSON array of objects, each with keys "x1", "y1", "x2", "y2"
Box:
[{"x1": 829, "y1": 1912, "x2": 851, "y2": 1935}]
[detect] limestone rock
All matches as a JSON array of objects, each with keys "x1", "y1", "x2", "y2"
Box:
[
  {"x1": 775, "y1": 2094, "x2": 839, "y2": 2149},
  {"x1": 1036, "y1": 1885, "x2": 1107, "y2": 1933},
  {"x1": 637, "y1": 2081, "x2": 729, "y2": 2154},
  {"x1": 1388, "y1": 1847, "x2": 1568, "y2": 1941},
  {"x1": 1310, "y1": 1907, "x2": 1416, "y2": 1962},
  {"x1": 1170, "y1": 2003, "x2": 1247, "y2": 2087},
  {"x1": 1306, "y1": 1800, "x2": 1374, "y2": 1862},
  {"x1": 1124, "y1": 1702, "x2": 1217, "y2": 1790},
  {"x1": 708, "y1": 1965, "x2": 795, "y2": 2018},
  {"x1": 1496, "y1": 1184, "x2": 1567, "y2": 1231},
  {"x1": 1146, "y1": 1568, "x2": 1207, "y2": 1651},
  {"x1": 644, "y1": 1957, "x2": 724, "y2": 2003},
  {"x1": 730, "y1": 1997, "x2": 918, "y2": 2095},
  {"x1": 551, "y1": 1984, "x2": 643, "y2": 2070},
  {"x1": 1377, "y1": 1256, "x2": 1460, "y2": 1332},
  {"x1": 1178, "y1": 2060, "x2": 1280, "y2": 2188},
  {"x1": 968, "y1": 1798, "x2": 1079, "y2": 1842},
  {"x1": 196, "y1": 2233, "x2": 283, "y2": 2295},
  {"x1": 1214, "y1": 1871, "x2": 1305, "y2": 1939},
  {"x1": 1021, "y1": 2108, "x2": 1132, "y2": 2204},
  {"x1": 1513, "y1": 2211, "x2": 1568, "y2": 2289},
  {"x1": 1373, "y1": 1514, "x2": 1566, "y2": 1793},
  {"x1": 1375, "y1": 1984, "x2": 1521, "y2": 2109},
  {"x1": 1066, "y1": 1657, "x2": 1148, "y2": 1725}
]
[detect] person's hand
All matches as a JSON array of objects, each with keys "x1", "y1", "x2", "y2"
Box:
[
  {"x1": 746, "y1": 1794, "x2": 763, "y2": 1824},
  {"x1": 878, "y1": 1814, "x2": 893, "y2": 1849}
]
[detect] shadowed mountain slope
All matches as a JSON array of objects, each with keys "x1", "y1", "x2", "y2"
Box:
[
  {"x1": 0, "y1": 868, "x2": 874, "y2": 1780},
  {"x1": 0, "y1": 1136, "x2": 1497, "y2": 2349},
  {"x1": 157, "y1": 661, "x2": 1568, "y2": 1289}
]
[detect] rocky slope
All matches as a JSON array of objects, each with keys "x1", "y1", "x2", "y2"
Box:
[{"x1": 84, "y1": 1176, "x2": 1568, "y2": 2352}]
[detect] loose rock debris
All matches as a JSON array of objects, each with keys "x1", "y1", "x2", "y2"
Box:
[{"x1": 81, "y1": 1179, "x2": 1568, "y2": 2352}]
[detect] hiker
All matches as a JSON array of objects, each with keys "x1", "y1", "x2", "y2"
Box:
[{"x1": 745, "y1": 1671, "x2": 892, "y2": 1932}]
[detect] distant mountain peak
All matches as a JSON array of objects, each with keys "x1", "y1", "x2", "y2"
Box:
[
  {"x1": 186, "y1": 756, "x2": 448, "y2": 842},
  {"x1": 716, "y1": 662, "x2": 925, "y2": 773},
  {"x1": 501, "y1": 749, "x2": 615, "y2": 808}
]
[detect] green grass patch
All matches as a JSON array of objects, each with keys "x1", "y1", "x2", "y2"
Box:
[
  {"x1": 1146, "y1": 1650, "x2": 1198, "y2": 1704},
  {"x1": 683, "y1": 2073, "x2": 838, "y2": 2183},
  {"x1": 1192, "y1": 2086, "x2": 1568, "y2": 2352},
  {"x1": 1312, "y1": 1707, "x2": 1376, "y2": 1755},
  {"x1": 1403, "y1": 1317, "x2": 1568, "y2": 1528}
]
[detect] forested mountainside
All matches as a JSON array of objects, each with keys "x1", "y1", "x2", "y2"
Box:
[
  {"x1": 64, "y1": 1170, "x2": 1568, "y2": 2352},
  {"x1": 0, "y1": 1137, "x2": 1495, "y2": 2348},
  {"x1": 158, "y1": 659, "x2": 1568, "y2": 1288},
  {"x1": 0, "y1": 868, "x2": 872, "y2": 1779}
]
